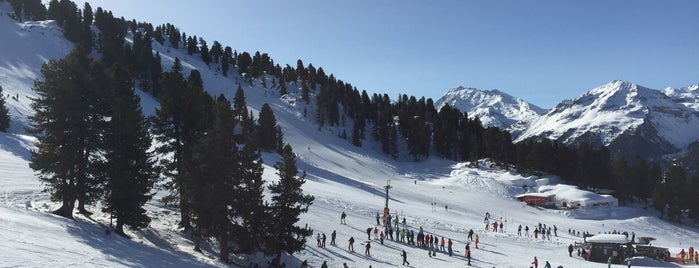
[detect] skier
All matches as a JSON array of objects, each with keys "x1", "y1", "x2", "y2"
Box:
[
  {"x1": 341, "y1": 211, "x2": 347, "y2": 224},
  {"x1": 447, "y1": 238, "x2": 453, "y2": 256},
  {"x1": 541, "y1": 228, "x2": 546, "y2": 240},
  {"x1": 534, "y1": 228, "x2": 539, "y2": 239},
  {"x1": 532, "y1": 256, "x2": 538, "y2": 268},
  {"x1": 553, "y1": 225, "x2": 558, "y2": 236},
  {"x1": 475, "y1": 234, "x2": 479, "y2": 249},
  {"x1": 348, "y1": 236, "x2": 355, "y2": 252},
  {"x1": 316, "y1": 233, "x2": 321, "y2": 247},
  {"x1": 322, "y1": 233, "x2": 327, "y2": 247},
  {"x1": 680, "y1": 249, "x2": 687, "y2": 264},
  {"x1": 465, "y1": 244, "x2": 472, "y2": 266},
  {"x1": 500, "y1": 222, "x2": 504, "y2": 233},
  {"x1": 376, "y1": 212, "x2": 380, "y2": 225},
  {"x1": 468, "y1": 229, "x2": 474, "y2": 241},
  {"x1": 492, "y1": 221, "x2": 498, "y2": 232},
  {"x1": 331, "y1": 230, "x2": 336, "y2": 246},
  {"x1": 365, "y1": 241, "x2": 371, "y2": 256},
  {"x1": 373, "y1": 226, "x2": 379, "y2": 239},
  {"x1": 544, "y1": 261, "x2": 551, "y2": 268},
  {"x1": 300, "y1": 260, "x2": 308, "y2": 268},
  {"x1": 440, "y1": 237, "x2": 445, "y2": 251},
  {"x1": 525, "y1": 225, "x2": 530, "y2": 237},
  {"x1": 379, "y1": 231, "x2": 384, "y2": 245},
  {"x1": 401, "y1": 249, "x2": 410, "y2": 266},
  {"x1": 366, "y1": 227, "x2": 372, "y2": 240},
  {"x1": 568, "y1": 244, "x2": 574, "y2": 257},
  {"x1": 320, "y1": 261, "x2": 328, "y2": 268},
  {"x1": 518, "y1": 225, "x2": 522, "y2": 236}
]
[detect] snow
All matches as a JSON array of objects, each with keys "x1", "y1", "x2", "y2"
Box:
[
  {"x1": 538, "y1": 184, "x2": 618, "y2": 208},
  {"x1": 435, "y1": 86, "x2": 545, "y2": 136},
  {"x1": 1, "y1": 3, "x2": 699, "y2": 268},
  {"x1": 587, "y1": 234, "x2": 629, "y2": 244},
  {"x1": 516, "y1": 80, "x2": 699, "y2": 150}
]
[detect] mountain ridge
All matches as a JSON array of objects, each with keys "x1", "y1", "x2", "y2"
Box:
[{"x1": 439, "y1": 80, "x2": 699, "y2": 168}]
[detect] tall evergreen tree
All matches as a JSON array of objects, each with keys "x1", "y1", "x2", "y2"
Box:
[
  {"x1": 267, "y1": 144, "x2": 314, "y2": 255},
  {"x1": 151, "y1": 58, "x2": 208, "y2": 230},
  {"x1": 102, "y1": 65, "x2": 157, "y2": 237},
  {"x1": 257, "y1": 103, "x2": 278, "y2": 152},
  {"x1": 187, "y1": 94, "x2": 235, "y2": 259},
  {"x1": 611, "y1": 157, "x2": 631, "y2": 205},
  {"x1": 28, "y1": 48, "x2": 109, "y2": 219},
  {"x1": 0, "y1": 86, "x2": 10, "y2": 132},
  {"x1": 663, "y1": 165, "x2": 685, "y2": 221},
  {"x1": 231, "y1": 119, "x2": 266, "y2": 254}
]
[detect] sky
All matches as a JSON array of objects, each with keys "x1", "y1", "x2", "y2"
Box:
[{"x1": 73, "y1": 0, "x2": 699, "y2": 108}]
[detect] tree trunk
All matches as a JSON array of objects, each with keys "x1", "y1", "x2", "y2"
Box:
[
  {"x1": 77, "y1": 194, "x2": 92, "y2": 215},
  {"x1": 178, "y1": 188, "x2": 191, "y2": 231},
  {"x1": 193, "y1": 230, "x2": 202, "y2": 253},
  {"x1": 53, "y1": 177, "x2": 76, "y2": 219},
  {"x1": 219, "y1": 233, "x2": 230, "y2": 263},
  {"x1": 115, "y1": 218, "x2": 129, "y2": 238}
]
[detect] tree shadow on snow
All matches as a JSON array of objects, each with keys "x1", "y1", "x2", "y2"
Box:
[
  {"x1": 0, "y1": 132, "x2": 32, "y2": 160},
  {"x1": 65, "y1": 220, "x2": 214, "y2": 267}
]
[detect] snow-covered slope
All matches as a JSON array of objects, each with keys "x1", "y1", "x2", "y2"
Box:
[
  {"x1": 515, "y1": 80, "x2": 699, "y2": 160},
  {"x1": 1, "y1": 3, "x2": 699, "y2": 268},
  {"x1": 0, "y1": 6, "x2": 73, "y2": 133},
  {"x1": 435, "y1": 86, "x2": 545, "y2": 137},
  {"x1": 664, "y1": 84, "x2": 699, "y2": 111}
]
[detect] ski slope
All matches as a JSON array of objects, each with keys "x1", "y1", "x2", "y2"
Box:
[{"x1": 1, "y1": 3, "x2": 698, "y2": 267}]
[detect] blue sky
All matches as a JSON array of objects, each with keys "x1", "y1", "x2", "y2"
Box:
[{"x1": 76, "y1": 0, "x2": 699, "y2": 108}]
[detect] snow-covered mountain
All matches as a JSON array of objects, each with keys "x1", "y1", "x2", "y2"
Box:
[
  {"x1": 515, "y1": 80, "x2": 699, "y2": 161},
  {"x1": 435, "y1": 86, "x2": 545, "y2": 137},
  {"x1": 664, "y1": 84, "x2": 699, "y2": 111}
]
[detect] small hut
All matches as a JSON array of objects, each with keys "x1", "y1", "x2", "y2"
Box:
[
  {"x1": 586, "y1": 234, "x2": 631, "y2": 264},
  {"x1": 515, "y1": 193, "x2": 555, "y2": 208}
]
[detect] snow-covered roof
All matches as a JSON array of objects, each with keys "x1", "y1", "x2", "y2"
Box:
[
  {"x1": 587, "y1": 234, "x2": 629, "y2": 244},
  {"x1": 515, "y1": 192, "x2": 554, "y2": 198},
  {"x1": 538, "y1": 184, "x2": 617, "y2": 205}
]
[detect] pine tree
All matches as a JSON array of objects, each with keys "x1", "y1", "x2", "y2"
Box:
[
  {"x1": 258, "y1": 103, "x2": 278, "y2": 152},
  {"x1": 231, "y1": 123, "x2": 266, "y2": 254},
  {"x1": 0, "y1": 85, "x2": 10, "y2": 132},
  {"x1": 199, "y1": 38, "x2": 211, "y2": 65},
  {"x1": 102, "y1": 64, "x2": 157, "y2": 237},
  {"x1": 267, "y1": 144, "x2": 314, "y2": 254},
  {"x1": 151, "y1": 58, "x2": 208, "y2": 230},
  {"x1": 187, "y1": 94, "x2": 235, "y2": 259},
  {"x1": 611, "y1": 157, "x2": 630, "y2": 205},
  {"x1": 28, "y1": 48, "x2": 109, "y2": 219},
  {"x1": 664, "y1": 165, "x2": 685, "y2": 221}
]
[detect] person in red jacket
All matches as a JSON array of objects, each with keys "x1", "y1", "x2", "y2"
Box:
[{"x1": 532, "y1": 256, "x2": 538, "y2": 268}]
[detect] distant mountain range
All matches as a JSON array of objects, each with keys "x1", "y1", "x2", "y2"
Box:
[{"x1": 436, "y1": 80, "x2": 699, "y2": 171}]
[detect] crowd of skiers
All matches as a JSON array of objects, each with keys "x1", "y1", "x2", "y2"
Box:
[
  {"x1": 302, "y1": 209, "x2": 699, "y2": 268},
  {"x1": 313, "y1": 210, "x2": 478, "y2": 266}
]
